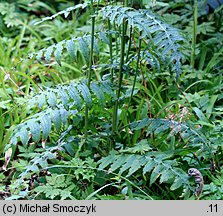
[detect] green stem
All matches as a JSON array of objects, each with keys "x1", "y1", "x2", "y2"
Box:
[
  {"x1": 125, "y1": 26, "x2": 132, "y2": 63},
  {"x1": 85, "y1": 0, "x2": 95, "y2": 137},
  {"x1": 124, "y1": 34, "x2": 141, "y2": 145},
  {"x1": 128, "y1": 34, "x2": 142, "y2": 107},
  {"x1": 108, "y1": 20, "x2": 114, "y2": 83},
  {"x1": 114, "y1": 24, "x2": 119, "y2": 57},
  {"x1": 191, "y1": 0, "x2": 197, "y2": 70},
  {"x1": 87, "y1": 1, "x2": 95, "y2": 86},
  {"x1": 112, "y1": 21, "x2": 126, "y2": 135}
]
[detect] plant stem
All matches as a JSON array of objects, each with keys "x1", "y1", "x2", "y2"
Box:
[
  {"x1": 87, "y1": 1, "x2": 95, "y2": 86},
  {"x1": 85, "y1": 0, "x2": 95, "y2": 137},
  {"x1": 191, "y1": 0, "x2": 197, "y2": 70},
  {"x1": 114, "y1": 24, "x2": 119, "y2": 57},
  {"x1": 112, "y1": 21, "x2": 126, "y2": 135},
  {"x1": 124, "y1": 34, "x2": 141, "y2": 146},
  {"x1": 108, "y1": 20, "x2": 114, "y2": 83},
  {"x1": 126, "y1": 34, "x2": 142, "y2": 112},
  {"x1": 125, "y1": 26, "x2": 132, "y2": 63},
  {"x1": 129, "y1": 34, "x2": 141, "y2": 105},
  {"x1": 111, "y1": 0, "x2": 129, "y2": 139}
]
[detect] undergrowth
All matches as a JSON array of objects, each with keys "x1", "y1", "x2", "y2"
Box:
[{"x1": 0, "y1": 0, "x2": 222, "y2": 200}]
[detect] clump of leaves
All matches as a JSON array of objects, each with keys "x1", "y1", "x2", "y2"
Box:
[
  {"x1": 34, "y1": 156, "x2": 97, "y2": 200},
  {"x1": 1, "y1": 0, "x2": 223, "y2": 201}
]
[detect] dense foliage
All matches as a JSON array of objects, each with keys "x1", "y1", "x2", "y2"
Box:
[{"x1": 0, "y1": 0, "x2": 222, "y2": 200}]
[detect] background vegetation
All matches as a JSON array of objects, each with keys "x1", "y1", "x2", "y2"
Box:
[{"x1": 0, "y1": 0, "x2": 222, "y2": 200}]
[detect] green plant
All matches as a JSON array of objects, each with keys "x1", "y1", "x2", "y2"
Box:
[{"x1": 1, "y1": 0, "x2": 222, "y2": 200}]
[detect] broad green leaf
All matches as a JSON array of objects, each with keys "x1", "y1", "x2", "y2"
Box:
[
  {"x1": 116, "y1": 13, "x2": 127, "y2": 26},
  {"x1": 143, "y1": 159, "x2": 156, "y2": 175},
  {"x1": 98, "y1": 32, "x2": 110, "y2": 45},
  {"x1": 77, "y1": 83, "x2": 92, "y2": 108},
  {"x1": 66, "y1": 39, "x2": 76, "y2": 61},
  {"x1": 144, "y1": 51, "x2": 161, "y2": 71},
  {"x1": 101, "y1": 82, "x2": 115, "y2": 97},
  {"x1": 170, "y1": 177, "x2": 183, "y2": 191},
  {"x1": 156, "y1": 153, "x2": 173, "y2": 160},
  {"x1": 51, "y1": 109, "x2": 61, "y2": 132},
  {"x1": 10, "y1": 136, "x2": 18, "y2": 146},
  {"x1": 148, "y1": 119, "x2": 162, "y2": 133},
  {"x1": 163, "y1": 43, "x2": 174, "y2": 56},
  {"x1": 159, "y1": 169, "x2": 175, "y2": 184},
  {"x1": 57, "y1": 87, "x2": 69, "y2": 106},
  {"x1": 127, "y1": 156, "x2": 147, "y2": 177},
  {"x1": 79, "y1": 38, "x2": 90, "y2": 64},
  {"x1": 19, "y1": 128, "x2": 29, "y2": 146},
  {"x1": 149, "y1": 164, "x2": 165, "y2": 186},
  {"x1": 119, "y1": 154, "x2": 137, "y2": 174},
  {"x1": 40, "y1": 115, "x2": 52, "y2": 140},
  {"x1": 29, "y1": 120, "x2": 41, "y2": 143},
  {"x1": 98, "y1": 153, "x2": 116, "y2": 170},
  {"x1": 121, "y1": 139, "x2": 152, "y2": 154},
  {"x1": 131, "y1": 118, "x2": 152, "y2": 130},
  {"x1": 54, "y1": 42, "x2": 63, "y2": 66},
  {"x1": 60, "y1": 108, "x2": 69, "y2": 125},
  {"x1": 90, "y1": 83, "x2": 105, "y2": 106},
  {"x1": 67, "y1": 84, "x2": 82, "y2": 110},
  {"x1": 47, "y1": 91, "x2": 57, "y2": 107},
  {"x1": 155, "y1": 120, "x2": 170, "y2": 134},
  {"x1": 37, "y1": 93, "x2": 46, "y2": 109},
  {"x1": 44, "y1": 46, "x2": 54, "y2": 63},
  {"x1": 110, "y1": 11, "x2": 120, "y2": 22},
  {"x1": 85, "y1": 35, "x2": 99, "y2": 54},
  {"x1": 64, "y1": 142, "x2": 76, "y2": 157},
  {"x1": 110, "y1": 154, "x2": 128, "y2": 172},
  {"x1": 154, "y1": 32, "x2": 166, "y2": 46}
]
